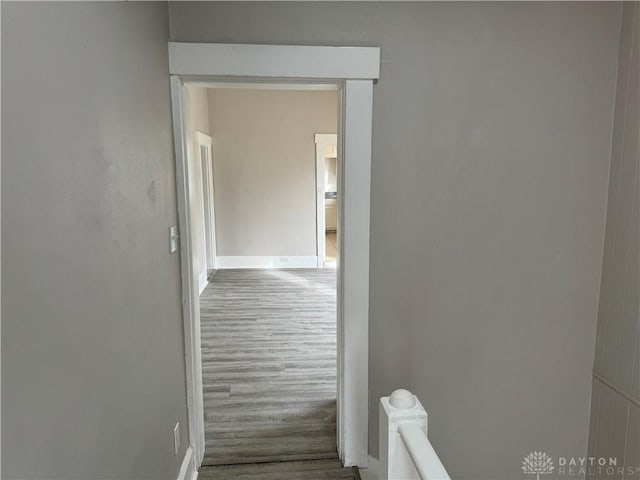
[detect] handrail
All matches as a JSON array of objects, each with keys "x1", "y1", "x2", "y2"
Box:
[
  {"x1": 379, "y1": 389, "x2": 451, "y2": 480},
  {"x1": 398, "y1": 423, "x2": 450, "y2": 480}
]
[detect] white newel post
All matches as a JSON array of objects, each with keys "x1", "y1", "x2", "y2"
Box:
[
  {"x1": 380, "y1": 389, "x2": 428, "y2": 480},
  {"x1": 380, "y1": 389, "x2": 450, "y2": 480}
]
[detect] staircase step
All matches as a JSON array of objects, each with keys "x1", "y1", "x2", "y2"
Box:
[{"x1": 199, "y1": 458, "x2": 359, "y2": 479}]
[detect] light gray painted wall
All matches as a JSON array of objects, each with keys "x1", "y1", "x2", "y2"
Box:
[
  {"x1": 185, "y1": 85, "x2": 211, "y2": 283},
  {"x1": 207, "y1": 88, "x2": 337, "y2": 257},
  {"x1": 587, "y1": 3, "x2": 640, "y2": 476},
  {"x1": 2, "y1": 3, "x2": 189, "y2": 479},
  {"x1": 170, "y1": 3, "x2": 622, "y2": 478}
]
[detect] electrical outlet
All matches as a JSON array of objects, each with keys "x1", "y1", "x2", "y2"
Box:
[
  {"x1": 173, "y1": 422, "x2": 180, "y2": 455},
  {"x1": 280, "y1": 257, "x2": 288, "y2": 263}
]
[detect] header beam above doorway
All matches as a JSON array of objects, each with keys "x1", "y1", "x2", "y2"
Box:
[{"x1": 168, "y1": 42, "x2": 380, "y2": 79}]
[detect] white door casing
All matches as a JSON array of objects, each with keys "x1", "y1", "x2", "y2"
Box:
[
  {"x1": 189, "y1": 132, "x2": 212, "y2": 294},
  {"x1": 196, "y1": 132, "x2": 216, "y2": 271},
  {"x1": 170, "y1": 75, "x2": 206, "y2": 470},
  {"x1": 315, "y1": 133, "x2": 338, "y2": 267},
  {"x1": 169, "y1": 42, "x2": 379, "y2": 469}
]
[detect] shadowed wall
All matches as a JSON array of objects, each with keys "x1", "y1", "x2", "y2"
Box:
[{"x1": 2, "y1": 3, "x2": 189, "y2": 478}]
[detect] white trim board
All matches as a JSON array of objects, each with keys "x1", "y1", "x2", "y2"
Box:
[
  {"x1": 176, "y1": 446, "x2": 198, "y2": 480},
  {"x1": 169, "y1": 43, "x2": 380, "y2": 79},
  {"x1": 169, "y1": 42, "x2": 378, "y2": 469},
  {"x1": 195, "y1": 132, "x2": 217, "y2": 271},
  {"x1": 197, "y1": 271, "x2": 208, "y2": 294},
  {"x1": 215, "y1": 256, "x2": 318, "y2": 269},
  {"x1": 338, "y1": 80, "x2": 373, "y2": 466},
  {"x1": 189, "y1": 81, "x2": 338, "y2": 91},
  {"x1": 170, "y1": 75, "x2": 206, "y2": 467}
]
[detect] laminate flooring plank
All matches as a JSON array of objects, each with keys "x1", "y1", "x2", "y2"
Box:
[
  {"x1": 200, "y1": 269, "x2": 338, "y2": 467},
  {"x1": 199, "y1": 458, "x2": 359, "y2": 479}
]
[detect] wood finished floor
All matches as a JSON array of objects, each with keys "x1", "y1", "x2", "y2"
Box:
[
  {"x1": 326, "y1": 232, "x2": 337, "y2": 263},
  {"x1": 199, "y1": 459, "x2": 359, "y2": 479},
  {"x1": 199, "y1": 268, "x2": 340, "y2": 469}
]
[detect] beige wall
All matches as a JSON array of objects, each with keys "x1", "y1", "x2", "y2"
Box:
[
  {"x1": 170, "y1": 3, "x2": 622, "y2": 478},
  {"x1": 2, "y1": 3, "x2": 189, "y2": 479},
  {"x1": 207, "y1": 88, "x2": 337, "y2": 257},
  {"x1": 185, "y1": 85, "x2": 211, "y2": 283},
  {"x1": 587, "y1": 3, "x2": 639, "y2": 475}
]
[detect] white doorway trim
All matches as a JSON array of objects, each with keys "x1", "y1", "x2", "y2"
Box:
[
  {"x1": 315, "y1": 133, "x2": 338, "y2": 268},
  {"x1": 195, "y1": 132, "x2": 216, "y2": 272},
  {"x1": 169, "y1": 42, "x2": 379, "y2": 470},
  {"x1": 170, "y1": 75, "x2": 206, "y2": 470},
  {"x1": 168, "y1": 43, "x2": 379, "y2": 79}
]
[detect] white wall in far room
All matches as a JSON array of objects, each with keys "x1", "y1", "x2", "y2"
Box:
[{"x1": 207, "y1": 87, "x2": 337, "y2": 258}]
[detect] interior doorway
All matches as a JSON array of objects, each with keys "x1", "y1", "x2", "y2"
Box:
[
  {"x1": 169, "y1": 42, "x2": 378, "y2": 475},
  {"x1": 315, "y1": 134, "x2": 339, "y2": 268},
  {"x1": 196, "y1": 132, "x2": 216, "y2": 272},
  {"x1": 184, "y1": 83, "x2": 341, "y2": 468}
]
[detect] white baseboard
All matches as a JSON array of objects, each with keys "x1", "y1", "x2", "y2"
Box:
[
  {"x1": 358, "y1": 455, "x2": 380, "y2": 480},
  {"x1": 198, "y1": 271, "x2": 208, "y2": 294},
  {"x1": 176, "y1": 445, "x2": 198, "y2": 480},
  {"x1": 215, "y1": 255, "x2": 319, "y2": 269}
]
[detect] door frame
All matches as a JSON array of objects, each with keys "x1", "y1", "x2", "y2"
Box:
[
  {"x1": 195, "y1": 132, "x2": 216, "y2": 271},
  {"x1": 315, "y1": 133, "x2": 338, "y2": 267},
  {"x1": 169, "y1": 42, "x2": 379, "y2": 472}
]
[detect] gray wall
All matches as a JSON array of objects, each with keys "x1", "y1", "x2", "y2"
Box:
[
  {"x1": 587, "y1": 3, "x2": 640, "y2": 477},
  {"x1": 169, "y1": 3, "x2": 622, "y2": 478},
  {"x1": 207, "y1": 88, "x2": 337, "y2": 257},
  {"x1": 2, "y1": 3, "x2": 189, "y2": 479}
]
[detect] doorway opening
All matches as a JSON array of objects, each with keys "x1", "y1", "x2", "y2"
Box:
[
  {"x1": 192, "y1": 131, "x2": 215, "y2": 292},
  {"x1": 315, "y1": 134, "x2": 339, "y2": 268},
  {"x1": 183, "y1": 83, "x2": 340, "y2": 468},
  {"x1": 169, "y1": 42, "x2": 378, "y2": 476},
  {"x1": 197, "y1": 133, "x2": 216, "y2": 273}
]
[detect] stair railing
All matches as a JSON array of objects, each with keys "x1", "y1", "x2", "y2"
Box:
[{"x1": 379, "y1": 389, "x2": 451, "y2": 480}]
